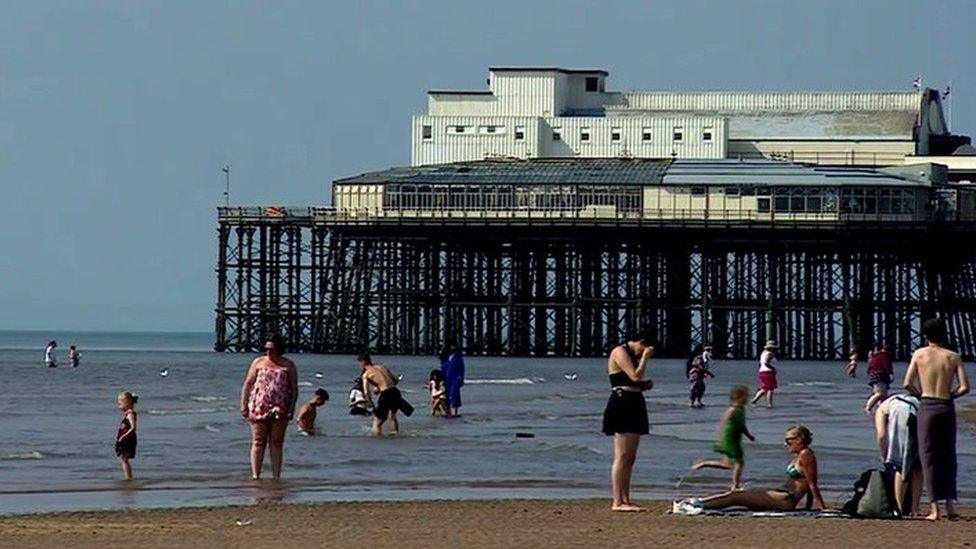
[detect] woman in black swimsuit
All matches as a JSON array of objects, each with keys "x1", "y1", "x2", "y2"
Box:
[{"x1": 603, "y1": 334, "x2": 654, "y2": 512}]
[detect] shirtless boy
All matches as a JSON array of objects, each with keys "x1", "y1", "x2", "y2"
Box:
[
  {"x1": 296, "y1": 389, "x2": 329, "y2": 435},
  {"x1": 358, "y1": 353, "x2": 414, "y2": 436},
  {"x1": 903, "y1": 318, "x2": 969, "y2": 521}
]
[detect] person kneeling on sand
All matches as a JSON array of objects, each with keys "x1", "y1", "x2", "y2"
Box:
[
  {"x1": 296, "y1": 389, "x2": 329, "y2": 435},
  {"x1": 358, "y1": 353, "x2": 414, "y2": 436},
  {"x1": 675, "y1": 425, "x2": 826, "y2": 513}
]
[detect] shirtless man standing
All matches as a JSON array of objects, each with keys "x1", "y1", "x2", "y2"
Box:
[
  {"x1": 903, "y1": 318, "x2": 969, "y2": 521},
  {"x1": 358, "y1": 353, "x2": 414, "y2": 436}
]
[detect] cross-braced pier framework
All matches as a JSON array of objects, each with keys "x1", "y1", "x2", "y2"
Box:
[{"x1": 215, "y1": 218, "x2": 976, "y2": 360}]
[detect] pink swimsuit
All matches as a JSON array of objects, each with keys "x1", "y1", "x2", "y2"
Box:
[{"x1": 248, "y1": 365, "x2": 292, "y2": 421}]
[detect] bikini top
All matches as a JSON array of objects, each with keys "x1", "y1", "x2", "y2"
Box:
[
  {"x1": 786, "y1": 462, "x2": 805, "y2": 480},
  {"x1": 609, "y1": 344, "x2": 644, "y2": 388}
]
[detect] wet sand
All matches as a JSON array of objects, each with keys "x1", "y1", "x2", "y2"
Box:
[{"x1": 2, "y1": 499, "x2": 974, "y2": 549}]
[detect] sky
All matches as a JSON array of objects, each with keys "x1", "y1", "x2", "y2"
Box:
[{"x1": 0, "y1": 0, "x2": 973, "y2": 332}]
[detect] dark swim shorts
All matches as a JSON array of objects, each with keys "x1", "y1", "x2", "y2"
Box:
[{"x1": 373, "y1": 387, "x2": 415, "y2": 419}]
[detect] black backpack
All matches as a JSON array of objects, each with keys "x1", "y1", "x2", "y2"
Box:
[{"x1": 842, "y1": 468, "x2": 899, "y2": 519}]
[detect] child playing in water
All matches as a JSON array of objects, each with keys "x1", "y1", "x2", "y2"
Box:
[
  {"x1": 348, "y1": 378, "x2": 370, "y2": 416},
  {"x1": 296, "y1": 388, "x2": 329, "y2": 435},
  {"x1": 428, "y1": 369, "x2": 448, "y2": 416},
  {"x1": 688, "y1": 355, "x2": 714, "y2": 408},
  {"x1": 115, "y1": 391, "x2": 138, "y2": 480},
  {"x1": 692, "y1": 385, "x2": 755, "y2": 490}
]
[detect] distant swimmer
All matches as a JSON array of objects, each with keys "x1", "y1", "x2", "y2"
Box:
[
  {"x1": 358, "y1": 353, "x2": 414, "y2": 436},
  {"x1": 296, "y1": 388, "x2": 329, "y2": 436},
  {"x1": 68, "y1": 345, "x2": 80, "y2": 368},
  {"x1": 44, "y1": 340, "x2": 57, "y2": 368}
]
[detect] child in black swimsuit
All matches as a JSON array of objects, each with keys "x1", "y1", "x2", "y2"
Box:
[{"x1": 115, "y1": 391, "x2": 138, "y2": 480}]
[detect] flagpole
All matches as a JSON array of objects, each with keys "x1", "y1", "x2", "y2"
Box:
[{"x1": 948, "y1": 79, "x2": 953, "y2": 131}]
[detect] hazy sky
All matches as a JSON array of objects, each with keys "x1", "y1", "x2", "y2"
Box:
[{"x1": 1, "y1": 1, "x2": 973, "y2": 332}]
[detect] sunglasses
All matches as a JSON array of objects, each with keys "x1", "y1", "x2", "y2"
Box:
[{"x1": 784, "y1": 436, "x2": 799, "y2": 443}]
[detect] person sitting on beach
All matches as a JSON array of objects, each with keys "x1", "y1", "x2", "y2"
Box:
[
  {"x1": 693, "y1": 385, "x2": 756, "y2": 490},
  {"x1": 846, "y1": 346, "x2": 858, "y2": 378},
  {"x1": 359, "y1": 353, "x2": 414, "y2": 436},
  {"x1": 115, "y1": 391, "x2": 138, "y2": 481},
  {"x1": 296, "y1": 389, "x2": 329, "y2": 436},
  {"x1": 864, "y1": 344, "x2": 894, "y2": 413},
  {"x1": 428, "y1": 369, "x2": 448, "y2": 416},
  {"x1": 676, "y1": 425, "x2": 826, "y2": 513},
  {"x1": 751, "y1": 341, "x2": 778, "y2": 408},
  {"x1": 348, "y1": 378, "x2": 371, "y2": 416},
  {"x1": 874, "y1": 393, "x2": 922, "y2": 515},
  {"x1": 902, "y1": 318, "x2": 969, "y2": 521},
  {"x1": 687, "y1": 354, "x2": 714, "y2": 408}
]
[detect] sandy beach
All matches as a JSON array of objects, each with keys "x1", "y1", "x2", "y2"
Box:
[{"x1": 2, "y1": 499, "x2": 975, "y2": 549}]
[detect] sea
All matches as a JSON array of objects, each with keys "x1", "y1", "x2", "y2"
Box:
[{"x1": 0, "y1": 330, "x2": 973, "y2": 515}]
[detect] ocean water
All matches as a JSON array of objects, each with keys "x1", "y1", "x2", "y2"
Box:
[{"x1": 0, "y1": 330, "x2": 973, "y2": 514}]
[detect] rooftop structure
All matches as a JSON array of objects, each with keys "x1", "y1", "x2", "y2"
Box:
[
  {"x1": 215, "y1": 68, "x2": 976, "y2": 362},
  {"x1": 413, "y1": 66, "x2": 970, "y2": 168}
]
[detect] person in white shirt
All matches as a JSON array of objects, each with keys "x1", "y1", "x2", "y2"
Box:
[
  {"x1": 45, "y1": 341, "x2": 58, "y2": 368},
  {"x1": 751, "y1": 340, "x2": 778, "y2": 408},
  {"x1": 348, "y1": 378, "x2": 370, "y2": 416}
]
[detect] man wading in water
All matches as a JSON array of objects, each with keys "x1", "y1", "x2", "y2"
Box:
[{"x1": 358, "y1": 353, "x2": 414, "y2": 436}]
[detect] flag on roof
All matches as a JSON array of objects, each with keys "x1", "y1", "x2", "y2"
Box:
[{"x1": 912, "y1": 76, "x2": 922, "y2": 90}]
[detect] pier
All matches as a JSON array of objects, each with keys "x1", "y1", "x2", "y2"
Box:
[{"x1": 214, "y1": 159, "x2": 976, "y2": 360}]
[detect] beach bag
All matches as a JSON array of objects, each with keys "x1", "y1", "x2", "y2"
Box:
[{"x1": 842, "y1": 468, "x2": 898, "y2": 519}]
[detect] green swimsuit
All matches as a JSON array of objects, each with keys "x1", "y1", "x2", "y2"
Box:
[{"x1": 713, "y1": 406, "x2": 747, "y2": 463}]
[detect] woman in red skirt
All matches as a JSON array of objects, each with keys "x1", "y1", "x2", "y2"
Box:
[{"x1": 751, "y1": 340, "x2": 778, "y2": 408}]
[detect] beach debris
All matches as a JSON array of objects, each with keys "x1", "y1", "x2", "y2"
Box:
[
  {"x1": 315, "y1": 371, "x2": 324, "y2": 379},
  {"x1": 235, "y1": 519, "x2": 254, "y2": 527},
  {"x1": 515, "y1": 432, "x2": 535, "y2": 438},
  {"x1": 159, "y1": 369, "x2": 169, "y2": 377},
  {"x1": 563, "y1": 372, "x2": 579, "y2": 381}
]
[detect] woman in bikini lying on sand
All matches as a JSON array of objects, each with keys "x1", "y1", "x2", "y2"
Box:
[{"x1": 675, "y1": 425, "x2": 826, "y2": 512}]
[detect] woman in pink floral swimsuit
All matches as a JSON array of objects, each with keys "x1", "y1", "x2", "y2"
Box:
[{"x1": 240, "y1": 333, "x2": 298, "y2": 480}]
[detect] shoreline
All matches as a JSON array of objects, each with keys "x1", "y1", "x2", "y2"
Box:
[{"x1": 2, "y1": 499, "x2": 974, "y2": 548}]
